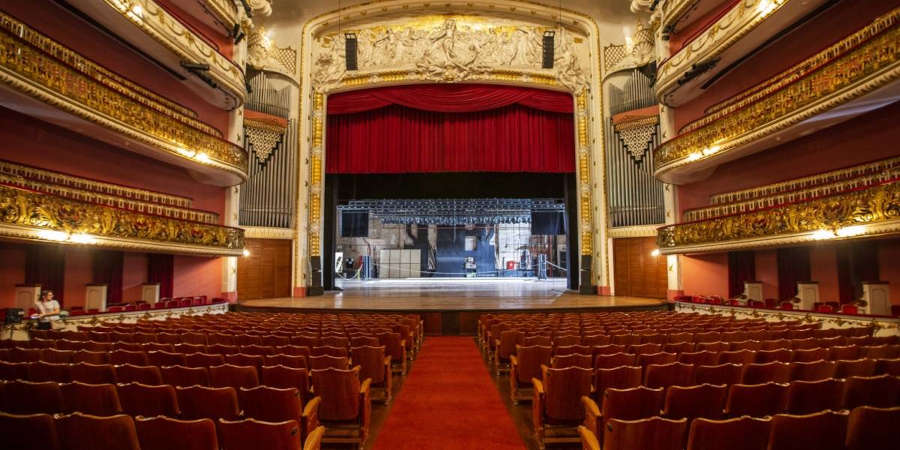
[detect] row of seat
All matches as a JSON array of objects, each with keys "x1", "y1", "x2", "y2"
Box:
[
  {"x1": 0, "y1": 410, "x2": 324, "y2": 450},
  {"x1": 577, "y1": 406, "x2": 899, "y2": 450}
]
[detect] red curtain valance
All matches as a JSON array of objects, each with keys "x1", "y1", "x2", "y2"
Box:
[{"x1": 327, "y1": 84, "x2": 574, "y2": 115}]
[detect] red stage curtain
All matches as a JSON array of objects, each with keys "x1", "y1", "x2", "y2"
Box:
[
  {"x1": 327, "y1": 84, "x2": 574, "y2": 115},
  {"x1": 728, "y1": 251, "x2": 756, "y2": 298},
  {"x1": 147, "y1": 254, "x2": 174, "y2": 299},
  {"x1": 92, "y1": 250, "x2": 123, "y2": 304},
  {"x1": 326, "y1": 85, "x2": 575, "y2": 174}
]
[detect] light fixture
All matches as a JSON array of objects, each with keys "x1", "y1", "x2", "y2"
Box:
[
  {"x1": 130, "y1": 4, "x2": 144, "y2": 18},
  {"x1": 757, "y1": 0, "x2": 777, "y2": 15},
  {"x1": 836, "y1": 225, "x2": 866, "y2": 237},
  {"x1": 69, "y1": 233, "x2": 97, "y2": 244},
  {"x1": 702, "y1": 145, "x2": 720, "y2": 156},
  {"x1": 37, "y1": 230, "x2": 68, "y2": 241},
  {"x1": 242, "y1": 249, "x2": 251, "y2": 257},
  {"x1": 195, "y1": 152, "x2": 211, "y2": 163},
  {"x1": 687, "y1": 152, "x2": 702, "y2": 161},
  {"x1": 812, "y1": 229, "x2": 835, "y2": 240},
  {"x1": 650, "y1": 249, "x2": 661, "y2": 257}
]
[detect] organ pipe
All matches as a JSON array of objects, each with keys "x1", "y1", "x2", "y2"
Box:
[{"x1": 239, "y1": 118, "x2": 297, "y2": 228}]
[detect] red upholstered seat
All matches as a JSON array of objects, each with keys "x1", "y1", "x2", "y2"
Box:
[
  {"x1": 662, "y1": 383, "x2": 727, "y2": 421},
  {"x1": 694, "y1": 363, "x2": 743, "y2": 386},
  {"x1": 311, "y1": 346, "x2": 349, "y2": 358},
  {"x1": 175, "y1": 343, "x2": 207, "y2": 355},
  {"x1": 594, "y1": 366, "x2": 642, "y2": 401},
  {"x1": 310, "y1": 366, "x2": 371, "y2": 446},
  {"x1": 218, "y1": 418, "x2": 303, "y2": 450},
  {"x1": 602, "y1": 416, "x2": 687, "y2": 450},
  {"x1": 309, "y1": 355, "x2": 350, "y2": 371},
  {"x1": 595, "y1": 352, "x2": 637, "y2": 369},
  {"x1": 785, "y1": 379, "x2": 845, "y2": 414},
  {"x1": 72, "y1": 350, "x2": 108, "y2": 365},
  {"x1": 350, "y1": 336, "x2": 380, "y2": 347},
  {"x1": 350, "y1": 345, "x2": 392, "y2": 403},
  {"x1": 109, "y1": 350, "x2": 148, "y2": 366},
  {"x1": 845, "y1": 406, "x2": 900, "y2": 450},
  {"x1": 69, "y1": 362, "x2": 116, "y2": 384},
  {"x1": 265, "y1": 354, "x2": 308, "y2": 369},
  {"x1": 0, "y1": 360, "x2": 28, "y2": 380},
  {"x1": 377, "y1": 332, "x2": 407, "y2": 375},
  {"x1": 183, "y1": 352, "x2": 226, "y2": 368},
  {"x1": 239, "y1": 385, "x2": 321, "y2": 443},
  {"x1": 644, "y1": 362, "x2": 694, "y2": 389},
  {"x1": 0, "y1": 411, "x2": 61, "y2": 450},
  {"x1": 55, "y1": 412, "x2": 141, "y2": 450},
  {"x1": 551, "y1": 353, "x2": 593, "y2": 369},
  {"x1": 147, "y1": 350, "x2": 186, "y2": 367},
  {"x1": 768, "y1": 410, "x2": 848, "y2": 450},
  {"x1": 114, "y1": 364, "x2": 163, "y2": 385},
  {"x1": 176, "y1": 385, "x2": 241, "y2": 421},
  {"x1": 678, "y1": 350, "x2": 719, "y2": 366},
  {"x1": 835, "y1": 358, "x2": 877, "y2": 378},
  {"x1": 717, "y1": 350, "x2": 755, "y2": 365},
  {"x1": 225, "y1": 353, "x2": 265, "y2": 369},
  {"x1": 742, "y1": 362, "x2": 791, "y2": 384},
  {"x1": 630, "y1": 343, "x2": 663, "y2": 355},
  {"x1": 117, "y1": 382, "x2": 181, "y2": 417},
  {"x1": 789, "y1": 360, "x2": 837, "y2": 381},
  {"x1": 26, "y1": 361, "x2": 71, "y2": 383},
  {"x1": 510, "y1": 345, "x2": 552, "y2": 402},
  {"x1": 724, "y1": 382, "x2": 788, "y2": 417},
  {"x1": 842, "y1": 374, "x2": 900, "y2": 409},
  {"x1": 40, "y1": 348, "x2": 74, "y2": 364},
  {"x1": 135, "y1": 415, "x2": 218, "y2": 450},
  {"x1": 209, "y1": 364, "x2": 260, "y2": 390},
  {"x1": 60, "y1": 381, "x2": 122, "y2": 415},
  {"x1": 162, "y1": 365, "x2": 210, "y2": 387},
  {"x1": 830, "y1": 345, "x2": 861, "y2": 361},
  {"x1": 686, "y1": 416, "x2": 771, "y2": 450},
  {"x1": 1, "y1": 380, "x2": 64, "y2": 414}
]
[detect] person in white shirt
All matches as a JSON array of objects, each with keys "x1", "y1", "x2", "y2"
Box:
[{"x1": 34, "y1": 290, "x2": 60, "y2": 329}]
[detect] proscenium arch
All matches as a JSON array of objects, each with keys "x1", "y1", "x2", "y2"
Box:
[{"x1": 295, "y1": 0, "x2": 610, "y2": 295}]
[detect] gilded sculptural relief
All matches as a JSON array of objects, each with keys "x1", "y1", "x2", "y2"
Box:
[
  {"x1": 654, "y1": 8, "x2": 900, "y2": 176},
  {"x1": 657, "y1": 179, "x2": 900, "y2": 253},
  {"x1": 0, "y1": 185, "x2": 244, "y2": 255}
]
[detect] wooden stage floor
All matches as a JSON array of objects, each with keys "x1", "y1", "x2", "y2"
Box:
[{"x1": 238, "y1": 278, "x2": 667, "y2": 312}]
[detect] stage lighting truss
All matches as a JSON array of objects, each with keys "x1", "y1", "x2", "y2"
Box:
[{"x1": 337, "y1": 198, "x2": 565, "y2": 225}]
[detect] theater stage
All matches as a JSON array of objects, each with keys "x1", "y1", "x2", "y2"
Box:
[{"x1": 236, "y1": 278, "x2": 669, "y2": 335}]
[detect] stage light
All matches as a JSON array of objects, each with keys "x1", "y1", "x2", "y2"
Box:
[
  {"x1": 650, "y1": 249, "x2": 660, "y2": 257},
  {"x1": 242, "y1": 249, "x2": 251, "y2": 257}
]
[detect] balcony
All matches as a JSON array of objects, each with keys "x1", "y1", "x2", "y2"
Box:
[
  {"x1": 0, "y1": 12, "x2": 248, "y2": 186},
  {"x1": 656, "y1": 172, "x2": 900, "y2": 255},
  {"x1": 0, "y1": 175, "x2": 244, "y2": 256},
  {"x1": 654, "y1": 9, "x2": 900, "y2": 184},
  {"x1": 656, "y1": 0, "x2": 831, "y2": 107},
  {"x1": 65, "y1": 0, "x2": 246, "y2": 110}
]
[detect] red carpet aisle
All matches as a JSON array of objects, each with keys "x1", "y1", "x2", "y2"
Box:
[{"x1": 372, "y1": 337, "x2": 525, "y2": 450}]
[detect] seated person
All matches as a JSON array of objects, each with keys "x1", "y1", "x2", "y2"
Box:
[{"x1": 34, "y1": 290, "x2": 61, "y2": 329}]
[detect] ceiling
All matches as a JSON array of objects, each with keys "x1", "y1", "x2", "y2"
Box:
[{"x1": 260, "y1": 0, "x2": 640, "y2": 46}]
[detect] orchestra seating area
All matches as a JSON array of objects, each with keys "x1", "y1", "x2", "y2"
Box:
[
  {"x1": 478, "y1": 311, "x2": 900, "y2": 450},
  {"x1": 0, "y1": 312, "x2": 423, "y2": 450}
]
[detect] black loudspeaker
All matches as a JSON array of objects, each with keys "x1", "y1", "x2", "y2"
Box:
[
  {"x1": 3, "y1": 308, "x2": 23, "y2": 325},
  {"x1": 542, "y1": 31, "x2": 555, "y2": 69},
  {"x1": 345, "y1": 33, "x2": 358, "y2": 71}
]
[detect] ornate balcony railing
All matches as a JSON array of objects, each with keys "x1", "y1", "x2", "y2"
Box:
[
  {"x1": 0, "y1": 183, "x2": 244, "y2": 256},
  {"x1": 654, "y1": 9, "x2": 900, "y2": 181},
  {"x1": 657, "y1": 178, "x2": 900, "y2": 254},
  {"x1": 0, "y1": 12, "x2": 248, "y2": 181}
]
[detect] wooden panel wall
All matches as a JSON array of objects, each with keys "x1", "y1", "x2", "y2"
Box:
[
  {"x1": 613, "y1": 237, "x2": 667, "y2": 299},
  {"x1": 237, "y1": 239, "x2": 292, "y2": 300}
]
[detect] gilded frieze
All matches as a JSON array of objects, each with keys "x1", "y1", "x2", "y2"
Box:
[
  {"x1": 654, "y1": 10, "x2": 900, "y2": 173},
  {"x1": 0, "y1": 185, "x2": 244, "y2": 254},
  {"x1": 658, "y1": 180, "x2": 900, "y2": 253},
  {"x1": 0, "y1": 17, "x2": 248, "y2": 178}
]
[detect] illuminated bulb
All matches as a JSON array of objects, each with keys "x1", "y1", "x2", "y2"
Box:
[
  {"x1": 836, "y1": 225, "x2": 866, "y2": 237},
  {"x1": 811, "y1": 229, "x2": 835, "y2": 240},
  {"x1": 176, "y1": 147, "x2": 196, "y2": 158},
  {"x1": 687, "y1": 152, "x2": 702, "y2": 161},
  {"x1": 37, "y1": 230, "x2": 68, "y2": 241},
  {"x1": 702, "y1": 145, "x2": 721, "y2": 156},
  {"x1": 69, "y1": 233, "x2": 96, "y2": 244},
  {"x1": 242, "y1": 249, "x2": 251, "y2": 257},
  {"x1": 130, "y1": 4, "x2": 143, "y2": 17},
  {"x1": 650, "y1": 249, "x2": 661, "y2": 257},
  {"x1": 757, "y1": 0, "x2": 777, "y2": 15},
  {"x1": 195, "y1": 152, "x2": 211, "y2": 163}
]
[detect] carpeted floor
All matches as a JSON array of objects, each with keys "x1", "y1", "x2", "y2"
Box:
[{"x1": 371, "y1": 337, "x2": 526, "y2": 450}]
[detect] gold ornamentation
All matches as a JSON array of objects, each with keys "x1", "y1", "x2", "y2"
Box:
[
  {"x1": 0, "y1": 172, "x2": 219, "y2": 225},
  {"x1": 685, "y1": 165, "x2": 900, "y2": 221},
  {"x1": 201, "y1": 0, "x2": 240, "y2": 32},
  {"x1": 0, "y1": 184, "x2": 243, "y2": 254},
  {"x1": 0, "y1": 159, "x2": 193, "y2": 208},
  {"x1": 0, "y1": 15, "x2": 248, "y2": 179},
  {"x1": 655, "y1": 10, "x2": 900, "y2": 172},
  {"x1": 658, "y1": 179, "x2": 900, "y2": 253},
  {"x1": 709, "y1": 156, "x2": 900, "y2": 205}
]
